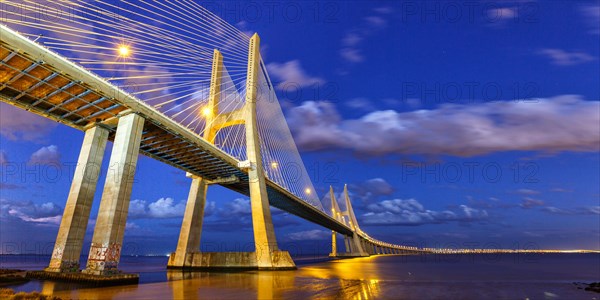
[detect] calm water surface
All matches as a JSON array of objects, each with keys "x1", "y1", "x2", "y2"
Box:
[{"x1": 2, "y1": 254, "x2": 599, "y2": 299}]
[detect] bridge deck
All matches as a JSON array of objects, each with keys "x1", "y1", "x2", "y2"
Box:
[{"x1": 0, "y1": 25, "x2": 353, "y2": 236}]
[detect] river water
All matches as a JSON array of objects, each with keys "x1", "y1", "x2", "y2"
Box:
[{"x1": 1, "y1": 253, "x2": 599, "y2": 299}]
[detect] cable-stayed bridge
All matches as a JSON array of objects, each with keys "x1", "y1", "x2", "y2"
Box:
[{"x1": 0, "y1": 1, "x2": 423, "y2": 281}]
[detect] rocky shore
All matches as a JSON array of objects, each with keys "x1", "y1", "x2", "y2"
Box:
[{"x1": 574, "y1": 282, "x2": 600, "y2": 293}]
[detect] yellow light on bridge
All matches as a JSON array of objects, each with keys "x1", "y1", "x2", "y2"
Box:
[
  {"x1": 305, "y1": 188, "x2": 311, "y2": 195},
  {"x1": 117, "y1": 44, "x2": 131, "y2": 57},
  {"x1": 271, "y1": 161, "x2": 278, "y2": 169},
  {"x1": 201, "y1": 106, "x2": 212, "y2": 117}
]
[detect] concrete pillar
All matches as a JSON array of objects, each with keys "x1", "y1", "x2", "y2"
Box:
[
  {"x1": 331, "y1": 231, "x2": 337, "y2": 256},
  {"x1": 244, "y1": 34, "x2": 292, "y2": 269},
  {"x1": 343, "y1": 185, "x2": 367, "y2": 256},
  {"x1": 344, "y1": 236, "x2": 351, "y2": 253},
  {"x1": 83, "y1": 113, "x2": 144, "y2": 275},
  {"x1": 330, "y1": 187, "x2": 337, "y2": 257},
  {"x1": 168, "y1": 174, "x2": 208, "y2": 268},
  {"x1": 46, "y1": 126, "x2": 108, "y2": 273},
  {"x1": 203, "y1": 49, "x2": 223, "y2": 143}
]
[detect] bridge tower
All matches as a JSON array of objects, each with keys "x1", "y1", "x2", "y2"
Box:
[
  {"x1": 328, "y1": 186, "x2": 343, "y2": 256},
  {"x1": 167, "y1": 33, "x2": 295, "y2": 270},
  {"x1": 329, "y1": 185, "x2": 369, "y2": 257}
]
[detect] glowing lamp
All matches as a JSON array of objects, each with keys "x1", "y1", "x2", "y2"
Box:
[{"x1": 117, "y1": 45, "x2": 130, "y2": 57}]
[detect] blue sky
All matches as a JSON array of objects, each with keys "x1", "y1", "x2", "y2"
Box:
[{"x1": 1, "y1": 0, "x2": 599, "y2": 256}]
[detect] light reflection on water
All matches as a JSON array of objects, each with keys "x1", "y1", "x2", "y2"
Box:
[
  {"x1": 42, "y1": 257, "x2": 385, "y2": 299},
  {"x1": 43, "y1": 270, "x2": 382, "y2": 299},
  {"x1": 5, "y1": 254, "x2": 599, "y2": 299}
]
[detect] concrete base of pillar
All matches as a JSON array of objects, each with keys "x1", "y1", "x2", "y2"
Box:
[
  {"x1": 26, "y1": 270, "x2": 138, "y2": 285},
  {"x1": 44, "y1": 259, "x2": 80, "y2": 273},
  {"x1": 167, "y1": 251, "x2": 296, "y2": 270}
]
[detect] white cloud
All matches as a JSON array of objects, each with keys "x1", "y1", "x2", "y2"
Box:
[
  {"x1": 339, "y1": 7, "x2": 393, "y2": 64},
  {"x1": 129, "y1": 197, "x2": 216, "y2": 219},
  {"x1": 514, "y1": 189, "x2": 541, "y2": 195},
  {"x1": 0, "y1": 103, "x2": 58, "y2": 142},
  {"x1": 287, "y1": 229, "x2": 330, "y2": 241},
  {"x1": 579, "y1": 4, "x2": 600, "y2": 35},
  {"x1": 125, "y1": 222, "x2": 139, "y2": 230},
  {"x1": 28, "y1": 145, "x2": 61, "y2": 165},
  {"x1": 129, "y1": 199, "x2": 148, "y2": 217},
  {"x1": 363, "y1": 198, "x2": 488, "y2": 226},
  {"x1": 537, "y1": 48, "x2": 595, "y2": 66},
  {"x1": 373, "y1": 7, "x2": 393, "y2": 14},
  {"x1": 340, "y1": 48, "x2": 364, "y2": 63},
  {"x1": 148, "y1": 198, "x2": 186, "y2": 218},
  {"x1": 288, "y1": 96, "x2": 600, "y2": 157},
  {"x1": 487, "y1": 7, "x2": 517, "y2": 20},
  {"x1": 0, "y1": 199, "x2": 62, "y2": 225},
  {"x1": 221, "y1": 198, "x2": 252, "y2": 217},
  {"x1": 543, "y1": 206, "x2": 600, "y2": 215},
  {"x1": 364, "y1": 15, "x2": 387, "y2": 28},
  {"x1": 345, "y1": 98, "x2": 375, "y2": 111},
  {"x1": 519, "y1": 197, "x2": 545, "y2": 209},
  {"x1": 350, "y1": 178, "x2": 395, "y2": 203},
  {"x1": 266, "y1": 60, "x2": 325, "y2": 90}
]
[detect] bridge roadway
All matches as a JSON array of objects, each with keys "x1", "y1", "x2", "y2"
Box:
[{"x1": 0, "y1": 24, "x2": 354, "y2": 237}]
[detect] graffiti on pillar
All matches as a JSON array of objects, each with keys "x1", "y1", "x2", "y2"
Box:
[
  {"x1": 105, "y1": 243, "x2": 121, "y2": 270},
  {"x1": 87, "y1": 242, "x2": 121, "y2": 272},
  {"x1": 88, "y1": 243, "x2": 107, "y2": 262},
  {"x1": 51, "y1": 245, "x2": 64, "y2": 260}
]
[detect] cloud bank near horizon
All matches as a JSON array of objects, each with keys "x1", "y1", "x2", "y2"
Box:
[{"x1": 287, "y1": 95, "x2": 600, "y2": 157}]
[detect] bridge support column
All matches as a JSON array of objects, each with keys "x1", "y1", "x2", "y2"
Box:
[
  {"x1": 366, "y1": 242, "x2": 372, "y2": 255},
  {"x1": 83, "y1": 113, "x2": 144, "y2": 276},
  {"x1": 330, "y1": 231, "x2": 337, "y2": 257},
  {"x1": 343, "y1": 185, "x2": 368, "y2": 257},
  {"x1": 46, "y1": 125, "x2": 108, "y2": 273},
  {"x1": 167, "y1": 174, "x2": 208, "y2": 268},
  {"x1": 344, "y1": 236, "x2": 351, "y2": 253},
  {"x1": 245, "y1": 33, "x2": 294, "y2": 270}
]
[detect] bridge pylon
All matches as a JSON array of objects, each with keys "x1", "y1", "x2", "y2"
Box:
[
  {"x1": 167, "y1": 33, "x2": 294, "y2": 270},
  {"x1": 329, "y1": 185, "x2": 369, "y2": 258},
  {"x1": 46, "y1": 125, "x2": 109, "y2": 273}
]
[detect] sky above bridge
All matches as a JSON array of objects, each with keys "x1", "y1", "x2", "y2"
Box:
[{"x1": 1, "y1": 0, "x2": 599, "y2": 255}]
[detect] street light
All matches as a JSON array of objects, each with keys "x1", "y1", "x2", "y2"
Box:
[
  {"x1": 117, "y1": 44, "x2": 131, "y2": 57},
  {"x1": 201, "y1": 106, "x2": 212, "y2": 117}
]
